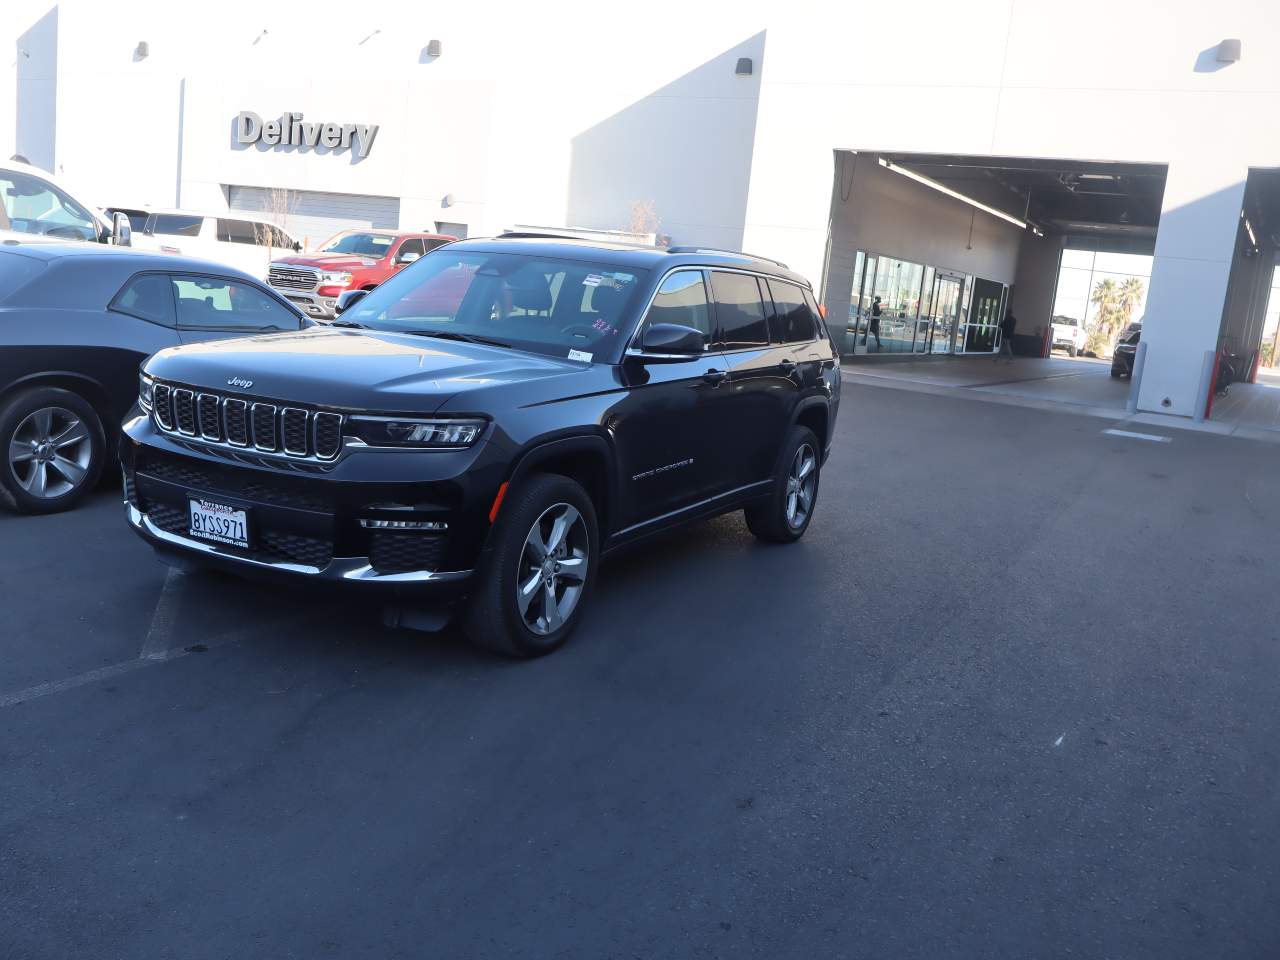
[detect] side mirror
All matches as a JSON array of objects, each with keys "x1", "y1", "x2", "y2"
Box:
[
  {"x1": 293, "y1": 241, "x2": 302, "y2": 252},
  {"x1": 396, "y1": 250, "x2": 421, "y2": 265},
  {"x1": 111, "y1": 211, "x2": 132, "y2": 247},
  {"x1": 634, "y1": 323, "x2": 705, "y2": 359},
  {"x1": 335, "y1": 288, "x2": 369, "y2": 316}
]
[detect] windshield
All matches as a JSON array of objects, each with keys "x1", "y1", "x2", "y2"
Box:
[
  {"x1": 346, "y1": 250, "x2": 648, "y2": 361},
  {"x1": 319, "y1": 232, "x2": 396, "y2": 258}
]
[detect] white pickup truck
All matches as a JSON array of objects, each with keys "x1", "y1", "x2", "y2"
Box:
[{"x1": 1050, "y1": 314, "x2": 1087, "y2": 357}]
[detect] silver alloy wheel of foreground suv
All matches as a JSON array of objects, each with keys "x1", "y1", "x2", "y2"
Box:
[
  {"x1": 7, "y1": 406, "x2": 92, "y2": 499},
  {"x1": 517, "y1": 501, "x2": 589, "y2": 635},
  {"x1": 785, "y1": 442, "x2": 817, "y2": 530}
]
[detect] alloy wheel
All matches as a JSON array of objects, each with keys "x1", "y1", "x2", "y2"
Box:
[
  {"x1": 7, "y1": 406, "x2": 93, "y2": 499},
  {"x1": 784, "y1": 442, "x2": 817, "y2": 529},
  {"x1": 516, "y1": 501, "x2": 589, "y2": 636}
]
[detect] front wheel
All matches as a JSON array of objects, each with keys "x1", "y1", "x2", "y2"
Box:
[
  {"x1": 745, "y1": 426, "x2": 821, "y2": 544},
  {"x1": 464, "y1": 473, "x2": 598, "y2": 658}
]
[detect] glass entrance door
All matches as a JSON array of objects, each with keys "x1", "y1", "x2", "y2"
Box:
[{"x1": 927, "y1": 275, "x2": 964, "y2": 354}]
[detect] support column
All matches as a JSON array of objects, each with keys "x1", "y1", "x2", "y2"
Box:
[{"x1": 1137, "y1": 160, "x2": 1248, "y2": 417}]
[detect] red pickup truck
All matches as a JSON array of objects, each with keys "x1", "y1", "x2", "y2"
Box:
[{"x1": 266, "y1": 229, "x2": 457, "y2": 319}]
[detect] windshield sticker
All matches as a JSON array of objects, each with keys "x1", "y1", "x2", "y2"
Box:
[
  {"x1": 568, "y1": 349, "x2": 593, "y2": 362},
  {"x1": 583, "y1": 274, "x2": 603, "y2": 287}
]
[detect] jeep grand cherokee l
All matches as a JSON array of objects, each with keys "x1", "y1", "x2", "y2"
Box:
[{"x1": 121, "y1": 236, "x2": 841, "y2": 657}]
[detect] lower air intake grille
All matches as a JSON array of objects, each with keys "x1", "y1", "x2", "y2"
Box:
[{"x1": 369, "y1": 533, "x2": 445, "y2": 574}]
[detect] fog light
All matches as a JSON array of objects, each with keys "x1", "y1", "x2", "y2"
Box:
[{"x1": 359, "y1": 519, "x2": 447, "y2": 531}]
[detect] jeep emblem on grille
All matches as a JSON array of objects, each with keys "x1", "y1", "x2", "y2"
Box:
[{"x1": 226, "y1": 377, "x2": 254, "y2": 389}]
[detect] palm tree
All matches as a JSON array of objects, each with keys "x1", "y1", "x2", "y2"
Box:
[
  {"x1": 1087, "y1": 278, "x2": 1121, "y2": 355},
  {"x1": 1118, "y1": 276, "x2": 1145, "y2": 325}
]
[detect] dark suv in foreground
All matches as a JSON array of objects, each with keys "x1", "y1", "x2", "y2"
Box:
[{"x1": 121, "y1": 237, "x2": 841, "y2": 656}]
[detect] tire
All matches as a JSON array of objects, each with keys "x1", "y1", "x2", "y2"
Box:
[
  {"x1": 1068, "y1": 345, "x2": 1078, "y2": 358},
  {"x1": 464, "y1": 473, "x2": 599, "y2": 658},
  {"x1": 744, "y1": 426, "x2": 821, "y2": 544},
  {"x1": 1110, "y1": 368, "x2": 1121, "y2": 379},
  {"x1": 0, "y1": 387, "x2": 105, "y2": 515}
]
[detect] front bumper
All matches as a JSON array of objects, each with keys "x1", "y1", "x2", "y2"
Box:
[
  {"x1": 121, "y1": 413, "x2": 509, "y2": 596},
  {"x1": 273, "y1": 287, "x2": 339, "y2": 319}
]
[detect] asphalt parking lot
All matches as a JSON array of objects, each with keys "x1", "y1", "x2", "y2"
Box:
[{"x1": 3, "y1": 382, "x2": 1279, "y2": 959}]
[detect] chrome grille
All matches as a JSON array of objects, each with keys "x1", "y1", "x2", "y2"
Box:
[
  {"x1": 148, "y1": 383, "x2": 342, "y2": 461},
  {"x1": 173, "y1": 389, "x2": 197, "y2": 435},
  {"x1": 251, "y1": 403, "x2": 277, "y2": 452},
  {"x1": 197, "y1": 393, "x2": 221, "y2": 440},
  {"x1": 281, "y1": 408, "x2": 309, "y2": 456},
  {"x1": 313, "y1": 412, "x2": 342, "y2": 460},
  {"x1": 268, "y1": 265, "x2": 319, "y2": 292},
  {"x1": 152, "y1": 383, "x2": 173, "y2": 430},
  {"x1": 224, "y1": 399, "x2": 249, "y2": 446}
]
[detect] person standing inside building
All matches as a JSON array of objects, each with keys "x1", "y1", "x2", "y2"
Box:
[
  {"x1": 997, "y1": 308, "x2": 1017, "y2": 363},
  {"x1": 866, "y1": 296, "x2": 882, "y2": 351}
]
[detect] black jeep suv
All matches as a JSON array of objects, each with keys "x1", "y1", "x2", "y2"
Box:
[{"x1": 121, "y1": 237, "x2": 841, "y2": 656}]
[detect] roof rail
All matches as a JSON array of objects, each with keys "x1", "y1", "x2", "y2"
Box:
[
  {"x1": 497, "y1": 231, "x2": 579, "y2": 240},
  {"x1": 665, "y1": 246, "x2": 788, "y2": 269}
]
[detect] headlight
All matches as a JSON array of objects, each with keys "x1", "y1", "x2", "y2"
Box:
[
  {"x1": 139, "y1": 372, "x2": 154, "y2": 411},
  {"x1": 346, "y1": 417, "x2": 486, "y2": 448},
  {"x1": 320, "y1": 271, "x2": 353, "y2": 285}
]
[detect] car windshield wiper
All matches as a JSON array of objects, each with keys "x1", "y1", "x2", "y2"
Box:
[
  {"x1": 412, "y1": 330, "x2": 512, "y2": 349},
  {"x1": 327, "y1": 319, "x2": 366, "y2": 329}
]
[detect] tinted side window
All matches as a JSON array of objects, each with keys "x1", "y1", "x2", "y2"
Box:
[
  {"x1": 398, "y1": 238, "x2": 427, "y2": 258},
  {"x1": 216, "y1": 219, "x2": 259, "y2": 245},
  {"x1": 423, "y1": 237, "x2": 450, "y2": 253},
  {"x1": 146, "y1": 214, "x2": 203, "y2": 237},
  {"x1": 641, "y1": 270, "x2": 712, "y2": 345},
  {"x1": 710, "y1": 271, "x2": 768, "y2": 348},
  {"x1": 767, "y1": 279, "x2": 816, "y2": 344},
  {"x1": 171, "y1": 276, "x2": 299, "y2": 330},
  {"x1": 112, "y1": 274, "x2": 175, "y2": 325}
]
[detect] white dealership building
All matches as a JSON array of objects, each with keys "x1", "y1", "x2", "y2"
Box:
[{"x1": 3, "y1": 0, "x2": 1279, "y2": 418}]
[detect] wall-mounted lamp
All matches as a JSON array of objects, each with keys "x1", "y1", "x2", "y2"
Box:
[
  {"x1": 133, "y1": 41, "x2": 149, "y2": 60},
  {"x1": 735, "y1": 57, "x2": 753, "y2": 77},
  {"x1": 425, "y1": 39, "x2": 443, "y2": 58},
  {"x1": 1216, "y1": 38, "x2": 1242, "y2": 63},
  {"x1": 441, "y1": 193, "x2": 454, "y2": 208}
]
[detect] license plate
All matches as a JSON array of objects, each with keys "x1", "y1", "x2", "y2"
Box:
[{"x1": 188, "y1": 498, "x2": 250, "y2": 549}]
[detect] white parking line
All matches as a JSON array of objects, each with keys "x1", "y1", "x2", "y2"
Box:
[{"x1": 1102, "y1": 428, "x2": 1172, "y2": 443}]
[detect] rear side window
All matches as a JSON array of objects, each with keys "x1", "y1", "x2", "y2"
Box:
[
  {"x1": 146, "y1": 214, "x2": 203, "y2": 237},
  {"x1": 766, "y1": 279, "x2": 816, "y2": 344},
  {"x1": 710, "y1": 271, "x2": 768, "y2": 348},
  {"x1": 640, "y1": 270, "x2": 712, "y2": 345},
  {"x1": 0, "y1": 251, "x2": 47, "y2": 301},
  {"x1": 171, "y1": 275, "x2": 299, "y2": 330},
  {"x1": 397, "y1": 238, "x2": 427, "y2": 258},
  {"x1": 216, "y1": 219, "x2": 259, "y2": 245},
  {"x1": 111, "y1": 273, "x2": 175, "y2": 325},
  {"x1": 423, "y1": 237, "x2": 451, "y2": 253}
]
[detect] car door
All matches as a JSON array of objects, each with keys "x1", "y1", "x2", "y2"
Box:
[
  {"x1": 100, "y1": 272, "x2": 185, "y2": 421},
  {"x1": 171, "y1": 273, "x2": 303, "y2": 344},
  {"x1": 611, "y1": 269, "x2": 729, "y2": 531},
  {"x1": 708, "y1": 270, "x2": 793, "y2": 486}
]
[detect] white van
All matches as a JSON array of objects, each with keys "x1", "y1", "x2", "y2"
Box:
[
  {"x1": 133, "y1": 209, "x2": 302, "y2": 281},
  {"x1": 0, "y1": 159, "x2": 132, "y2": 247}
]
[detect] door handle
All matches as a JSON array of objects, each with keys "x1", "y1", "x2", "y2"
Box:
[{"x1": 703, "y1": 368, "x2": 727, "y2": 386}]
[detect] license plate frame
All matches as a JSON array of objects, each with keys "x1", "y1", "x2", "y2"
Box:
[{"x1": 187, "y1": 497, "x2": 252, "y2": 549}]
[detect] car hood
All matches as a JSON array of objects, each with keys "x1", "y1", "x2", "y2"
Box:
[
  {"x1": 142, "y1": 326, "x2": 590, "y2": 413},
  {"x1": 273, "y1": 252, "x2": 381, "y2": 270}
]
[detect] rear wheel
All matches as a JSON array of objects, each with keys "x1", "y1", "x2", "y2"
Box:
[
  {"x1": 0, "y1": 387, "x2": 105, "y2": 515},
  {"x1": 745, "y1": 426, "x2": 820, "y2": 544},
  {"x1": 1068, "y1": 345, "x2": 1078, "y2": 358},
  {"x1": 464, "y1": 473, "x2": 598, "y2": 658}
]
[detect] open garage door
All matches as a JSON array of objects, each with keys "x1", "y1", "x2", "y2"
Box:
[{"x1": 226, "y1": 186, "x2": 401, "y2": 251}]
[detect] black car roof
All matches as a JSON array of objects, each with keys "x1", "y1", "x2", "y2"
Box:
[
  {"x1": 0, "y1": 241, "x2": 261, "y2": 282},
  {"x1": 447, "y1": 236, "x2": 813, "y2": 287}
]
